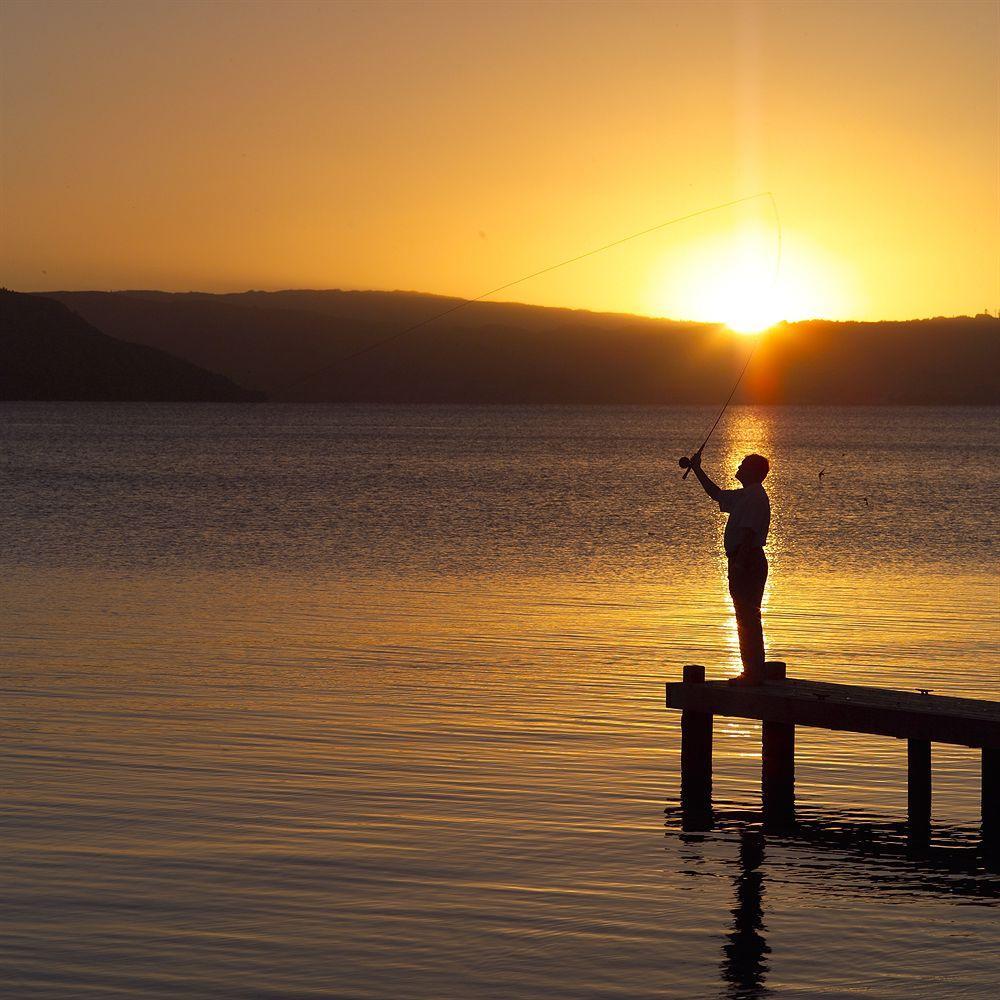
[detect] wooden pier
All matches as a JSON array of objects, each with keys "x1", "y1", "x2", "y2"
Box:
[{"x1": 665, "y1": 662, "x2": 1000, "y2": 840}]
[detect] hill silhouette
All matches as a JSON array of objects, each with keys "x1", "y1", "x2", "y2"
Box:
[
  {"x1": 39, "y1": 289, "x2": 999, "y2": 405},
  {"x1": 1, "y1": 291, "x2": 264, "y2": 401}
]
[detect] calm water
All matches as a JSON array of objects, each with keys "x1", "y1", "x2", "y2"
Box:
[{"x1": 2, "y1": 403, "x2": 998, "y2": 999}]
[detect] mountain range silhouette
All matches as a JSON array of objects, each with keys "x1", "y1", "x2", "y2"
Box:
[
  {"x1": 12, "y1": 288, "x2": 1000, "y2": 404},
  {"x1": 1, "y1": 290, "x2": 263, "y2": 401}
]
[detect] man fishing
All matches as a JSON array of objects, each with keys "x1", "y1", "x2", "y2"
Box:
[{"x1": 687, "y1": 450, "x2": 771, "y2": 684}]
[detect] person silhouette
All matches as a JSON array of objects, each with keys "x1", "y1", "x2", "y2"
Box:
[{"x1": 688, "y1": 450, "x2": 771, "y2": 684}]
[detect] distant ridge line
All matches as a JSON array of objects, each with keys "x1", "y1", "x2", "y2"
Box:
[
  {"x1": 32, "y1": 289, "x2": 1000, "y2": 406},
  {"x1": 32, "y1": 286, "x2": 996, "y2": 326}
]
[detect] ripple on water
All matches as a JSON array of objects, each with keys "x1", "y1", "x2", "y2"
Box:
[{"x1": 1, "y1": 404, "x2": 998, "y2": 999}]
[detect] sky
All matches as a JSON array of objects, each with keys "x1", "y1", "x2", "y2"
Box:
[{"x1": 1, "y1": 0, "x2": 997, "y2": 324}]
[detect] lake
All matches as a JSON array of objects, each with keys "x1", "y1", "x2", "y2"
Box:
[{"x1": 2, "y1": 403, "x2": 998, "y2": 999}]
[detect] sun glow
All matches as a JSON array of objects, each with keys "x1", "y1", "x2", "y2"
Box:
[
  {"x1": 645, "y1": 226, "x2": 847, "y2": 332},
  {"x1": 716, "y1": 274, "x2": 781, "y2": 335}
]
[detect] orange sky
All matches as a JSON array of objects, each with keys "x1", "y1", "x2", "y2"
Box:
[{"x1": 1, "y1": 0, "x2": 997, "y2": 323}]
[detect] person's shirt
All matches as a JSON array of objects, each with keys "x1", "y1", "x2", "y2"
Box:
[{"x1": 719, "y1": 483, "x2": 770, "y2": 557}]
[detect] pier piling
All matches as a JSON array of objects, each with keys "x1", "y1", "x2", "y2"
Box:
[
  {"x1": 984, "y1": 747, "x2": 1000, "y2": 843},
  {"x1": 907, "y1": 738, "x2": 932, "y2": 843},
  {"x1": 666, "y1": 666, "x2": 1000, "y2": 844},
  {"x1": 680, "y1": 664, "x2": 713, "y2": 830},
  {"x1": 762, "y1": 721, "x2": 795, "y2": 829}
]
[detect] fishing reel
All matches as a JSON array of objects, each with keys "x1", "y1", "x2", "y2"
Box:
[{"x1": 678, "y1": 450, "x2": 701, "y2": 479}]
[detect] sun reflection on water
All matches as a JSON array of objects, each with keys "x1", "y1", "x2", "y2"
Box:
[{"x1": 2, "y1": 404, "x2": 998, "y2": 1000}]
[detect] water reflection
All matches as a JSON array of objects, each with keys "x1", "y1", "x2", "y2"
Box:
[
  {"x1": 3, "y1": 404, "x2": 998, "y2": 999},
  {"x1": 672, "y1": 808, "x2": 999, "y2": 1000},
  {"x1": 670, "y1": 805, "x2": 1000, "y2": 898},
  {"x1": 720, "y1": 829, "x2": 771, "y2": 999}
]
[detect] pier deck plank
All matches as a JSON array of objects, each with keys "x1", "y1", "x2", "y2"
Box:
[{"x1": 665, "y1": 677, "x2": 1000, "y2": 748}]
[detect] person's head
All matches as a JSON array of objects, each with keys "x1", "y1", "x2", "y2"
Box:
[{"x1": 736, "y1": 453, "x2": 769, "y2": 485}]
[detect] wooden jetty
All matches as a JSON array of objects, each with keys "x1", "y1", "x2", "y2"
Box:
[{"x1": 665, "y1": 662, "x2": 1000, "y2": 841}]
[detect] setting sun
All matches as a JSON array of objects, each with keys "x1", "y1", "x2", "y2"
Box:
[
  {"x1": 645, "y1": 223, "x2": 850, "y2": 331},
  {"x1": 718, "y1": 281, "x2": 781, "y2": 335},
  {"x1": 699, "y1": 228, "x2": 782, "y2": 333}
]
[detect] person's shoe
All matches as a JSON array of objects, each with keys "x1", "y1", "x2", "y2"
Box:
[{"x1": 728, "y1": 672, "x2": 764, "y2": 686}]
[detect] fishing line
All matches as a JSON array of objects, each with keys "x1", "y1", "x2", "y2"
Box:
[{"x1": 278, "y1": 191, "x2": 780, "y2": 395}]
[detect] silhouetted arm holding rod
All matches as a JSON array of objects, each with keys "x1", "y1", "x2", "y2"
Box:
[{"x1": 687, "y1": 450, "x2": 723, "y2": 503}]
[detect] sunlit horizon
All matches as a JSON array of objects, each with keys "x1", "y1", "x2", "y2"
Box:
[{"x1": 2, "y1": 1, "x2": 996, "y2": 322}]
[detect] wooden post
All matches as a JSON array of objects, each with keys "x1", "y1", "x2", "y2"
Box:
[
  {"x1": 680, "y1": 664, "x2": 713, "y2": 830},
  {"x1": 983, "y1": 747, "x2": 999, "y2": 846},
  {"x1": 762, "y1": 721, "x2": 795, "y2": 829},
  {"x1": 907, "y1": 738, "x2": 931, "y2": 843},
  {"x1": 764, "y1": 660, "x2": 786, "y2": 682}
]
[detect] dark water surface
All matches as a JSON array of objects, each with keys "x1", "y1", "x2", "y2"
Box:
[{"x1": 2, "y1": 404, "x2": 998, "y2": 999}]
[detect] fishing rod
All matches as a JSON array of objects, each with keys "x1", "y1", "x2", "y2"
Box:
[
  {"x1": 678, "y1": 341, "x2": 758, "y2": 479},
  {"x1": 279, "y1": 191, "x2": 780, "y2": 395},
  {"x1": 678, "y1": 193, "x2": 782, "y2": 479}
]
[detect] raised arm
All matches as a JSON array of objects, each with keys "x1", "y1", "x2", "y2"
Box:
[{"x1": 688, "y1": 450, "x2": 723, "y2": 502}]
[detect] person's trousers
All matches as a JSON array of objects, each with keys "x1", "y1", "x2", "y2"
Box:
[{"x1": 728, "y1": 548, "x2": 768, "y2": 677}]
